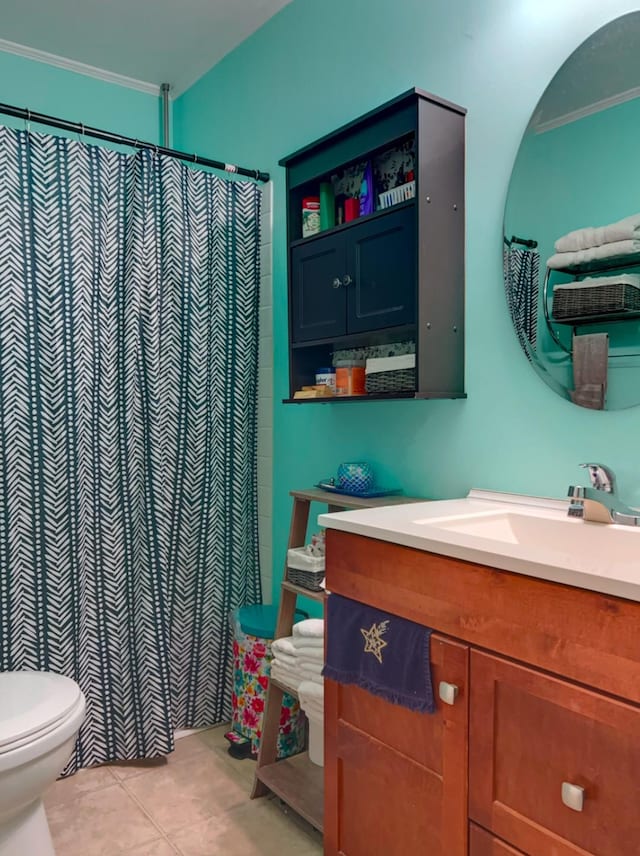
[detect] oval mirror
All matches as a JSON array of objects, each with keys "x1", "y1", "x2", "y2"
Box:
[{"x1": 504, "y1": 12, "x2": 640, "y2": 410}]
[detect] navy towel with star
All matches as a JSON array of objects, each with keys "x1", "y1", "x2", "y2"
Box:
[{"x1": 322, "y1": 593, "x2": 435, "y2": 713}]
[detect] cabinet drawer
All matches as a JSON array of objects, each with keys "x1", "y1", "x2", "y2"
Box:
[
  {"x1": 469, "y1": 824, "x2": 525, "y2": 855},
  {"x1": 325, "y1": 634, "x2": 468, "y2": 856},
  {"x1": 470, "y1": 651, "x2": 640, "y2": 856}
]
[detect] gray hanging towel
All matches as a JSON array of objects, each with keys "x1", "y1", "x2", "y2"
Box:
[
  {"x1": 322, "y1": 594, "x2": 435, "y2": 713},
  {"x1": 571, "y1": 333, "x2": 609, "y2": 410},
  {"x1": 504, "y1": 246, "x2": 540, "y2": 360}
]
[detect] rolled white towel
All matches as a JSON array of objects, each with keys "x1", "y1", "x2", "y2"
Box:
[
  {"x1": 292, "y1": 618, "x2": 324, "y2": 639},
  {"x1": 291, "y1": 636, "x2": 323, "y2": 650},
  {"x1": 299, "y1": 660, "x2": 323, "y2": 676},
  {"x1": 555, "y1": 213, "x2": 640, "y2": 253}
]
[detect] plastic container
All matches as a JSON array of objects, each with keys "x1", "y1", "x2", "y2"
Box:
[
  {"x1": 315, "y1": 368, "x2": 336, "y2": 392},
  {"x1": 305, "y1": 707, "x2": 324, "y2": 766},
  {"x1": 378, "y1": 180, "x2": 416, "y2": 210},
  {"x1": 227, "y1": 605, "x2": 306, "y2": 759},
  {"x1": 335, "y1": 360, "x2": 366, "y2": 396},
  {"x1": 302, "y1": 197, "x2": 321, "y2": 238},
  {"x1": 319, "y1": 182, "x2": 335, "y2": 231}
]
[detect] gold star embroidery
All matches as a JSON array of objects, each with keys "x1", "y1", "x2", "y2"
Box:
[{"x1": 360, "y1": 620, "x2": 390, "y2": 664}]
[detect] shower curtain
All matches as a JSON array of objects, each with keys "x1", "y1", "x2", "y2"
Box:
[{"x1": 0, "y1": 127, "x2": 262, "y2": 772}]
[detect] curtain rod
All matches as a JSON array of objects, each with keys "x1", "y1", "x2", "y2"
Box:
[{"x1": 0, "y1": 102, "x2": 270, "y2": 183}]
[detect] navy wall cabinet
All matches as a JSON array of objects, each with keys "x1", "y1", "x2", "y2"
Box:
[{"x1": 281, "y1": 88, "x2": 466, "y2": 402}]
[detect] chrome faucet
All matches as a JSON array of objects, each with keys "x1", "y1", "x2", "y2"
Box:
[{"x1": 568, "y1": 463, "x2": 640, "y2": 526}]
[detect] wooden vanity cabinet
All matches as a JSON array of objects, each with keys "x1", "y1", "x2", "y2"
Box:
[
  {"x1": 324, "y1": 529, "x2": 640, "y2": 856},
  {"x1": 324, "y1": 634, "x2": 468, "y2": 856}
]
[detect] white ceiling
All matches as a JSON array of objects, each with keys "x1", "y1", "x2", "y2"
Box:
[
  {"x1": 532, "y1": 11, "x2": 640, "y2": 131},
  {"x1": 0, "y1": 0, "x2": 293, "y2": 96}
]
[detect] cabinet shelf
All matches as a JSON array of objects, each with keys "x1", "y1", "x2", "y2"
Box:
[
  {"x1": 283, "y1": 391, "x2": 417, "y2": 404},
  {"x1": 255, "y1": 753, "x2": 324, "y2": 832},
  {"x1": 289, "y1": 199, "x2": 415, "y2": 249},
  {"x1": 290, "y1": 323, "x2": 416, "y2": 350}
]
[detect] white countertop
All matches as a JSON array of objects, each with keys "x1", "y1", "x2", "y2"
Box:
[{"x1": 318, "y1": 489, "x2": 640, "y2": 602}]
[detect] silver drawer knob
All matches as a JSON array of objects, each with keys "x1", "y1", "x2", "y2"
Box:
[
  {"x1": 332, "y1": 277, "x2": 341, "y2": 289},
  {"x1": 561, "y1": 782, "x2": 585, "y2": 812},
  {"x1": 438, "y1": 681, "x2": 459, "y2": 705}
]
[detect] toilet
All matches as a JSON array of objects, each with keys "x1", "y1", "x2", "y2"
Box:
[{"x1": 0, "y1": 672, "x2": 86, "y2": 856}]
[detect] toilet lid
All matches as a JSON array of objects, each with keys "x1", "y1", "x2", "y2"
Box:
[{"x1": 0, "y1": 671, "x2": 83, "y2": 752}]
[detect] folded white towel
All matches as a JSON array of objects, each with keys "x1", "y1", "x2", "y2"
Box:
[
  {"x1": 292, "y1": 618, "x2": 324, "y2": 639},
  {"x1": 555, "y1": 213, "x2": 640, "y2": 253},
  {"x1": 292, "y1": 645, "x2": 324, "y2": 662},
  {"x1": 271, "y1": 651, "x2": 297, "y2": 669},
  {"x1": 547, "y1": 239, "x2": 640, "y2": 270},
  {"x1": 298, "y1": 680, "x2": 324, "y2": 701},
  {"x1": 271, "y1": 662, "x2": 302, "y2": 690},
  {"x1": 553, "y1": 273, "x2": 640, "y2": 292},
  {"x1": 291, "y1": 636, "x2": 323, "y2": 649},
  {"x1": 271, "y1": 636, "x2": 296, "y2": 656}
]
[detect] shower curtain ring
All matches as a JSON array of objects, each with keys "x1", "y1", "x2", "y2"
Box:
[
  {"x1": 25, "y1": 108, "x2": 31, "y2": 133},
  {"x1": 194, "y1": 153, "x2": 198, "y2": 164}
]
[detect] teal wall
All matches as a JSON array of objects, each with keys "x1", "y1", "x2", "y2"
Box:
[
  {"x1": 506, "y1": 97, "x2": 640, "y2": 408},
  {"x1": 174, "y1": 0, "x2": 640, "y2": 602},
  {"x1": 0, "y1": 50, "x2": 161, "y2": 141}
]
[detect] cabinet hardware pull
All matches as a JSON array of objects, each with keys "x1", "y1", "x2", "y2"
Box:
[
  {"x1": 561, "y1": 782, "x2": 585, "y2": 812},
  {"x1": 438, "y1": 681, "x2": 459, "y2": 705},
  {"x1": 332, "y1": 278, "x2": 342, "y2": 289},
  {"x1": 342, "y1": 274, "x2": 353, "y2": 286}
]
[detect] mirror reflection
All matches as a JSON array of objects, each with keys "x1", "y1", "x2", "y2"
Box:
[{"x1": 504, "y1": 12, "x2": 640, "y2": 410}]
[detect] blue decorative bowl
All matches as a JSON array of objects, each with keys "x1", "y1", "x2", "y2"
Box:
[{"x1": 337, "y1": 462, "x2": 375, "y2": 495}]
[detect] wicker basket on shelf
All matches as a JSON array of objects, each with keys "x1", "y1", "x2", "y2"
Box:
[
  {"x1": 552, "y1": 282, "x2": 640, "y2": 320},
  {"x1": 365, "y1": 354, "x2": 416, "y2": 393}
]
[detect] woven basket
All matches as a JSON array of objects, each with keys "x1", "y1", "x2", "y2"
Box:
[
  {"x1": 287, "y1": 567, "x2": 325, "y2": 592},
  {"x1": 552, "y1": 282, "x2": 640, "y2": 320},
  {"x1": 365, "y1": 368, "x2": 416, "y2": 394}
]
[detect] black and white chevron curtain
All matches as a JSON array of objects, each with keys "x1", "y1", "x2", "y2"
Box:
[{"x1": 0, "y1": 127, "x2": 262, "y2": 773}]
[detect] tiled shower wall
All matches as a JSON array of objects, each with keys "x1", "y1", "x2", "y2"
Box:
[{"x1": 258, "y1": 183, "x2": 273, "y2": 602}]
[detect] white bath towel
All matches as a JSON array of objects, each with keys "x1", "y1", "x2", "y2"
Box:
[
  {"x1": 272, "y1": 636, "x2": 296, "y2": 657},
  {"x1": 292, "y1": 618, "x2": 324, "y2": 639},
  {"x1": 271, "y1": 650, "x2": 297, "y2": 669},
  {"x1": 298, "y1": 680, "x2": 324, "y2": 701},
  {"x1": 555, "y1": 213, "x2": 640, "y2": 253},
  {"x1": 300, "y1": 663, "x2": 324, "y2": 683},
  {"x1": 292, "y1": 645, "x2": 324, "y2": 662},
  {"x1": 271, "y1": 662, "x2": 301, "y2": 690},
  {"x1": 291, "y1": 636, "x2": 323, "y2": 649},
  {"x1": 547, "y1": 239, "x2": 640, "y2": 270}
]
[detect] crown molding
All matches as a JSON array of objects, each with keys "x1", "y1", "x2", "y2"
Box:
[
  {"x1": 0, "y1": 37, "x2": 161, "y2": 96},
  {"x1": 533, "y1": 85, "x2": 640, "y2": 134}
]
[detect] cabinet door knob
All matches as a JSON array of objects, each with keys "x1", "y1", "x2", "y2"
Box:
[
  {"x1": 438, "y1": 681, "x2": 459, "y2": 705},
  {"x1": 561, "y1": 782, "x2": 585, "y2": 812},
  {"x1": 332, "y1": 277, "x2": 342, "y2": 289},
  {"x1": 342, "y1": 274, "x2": 353, "y2": 286}
]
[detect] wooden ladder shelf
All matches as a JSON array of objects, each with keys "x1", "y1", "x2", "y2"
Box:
[{"x1": 251, "y1": 487, "x2": 424, "y2": 833}]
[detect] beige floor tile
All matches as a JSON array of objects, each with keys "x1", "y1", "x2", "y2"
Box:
[
  {"x1": 108, "y1": 756, "x2": 168, "y2": 781},
  {"x1": 169, "y1": 798, "x2": 322, "y2": 856},
  {"x1": 47, "y1": 783, "x2": 161, "y2": 856},
  {"x1": 122, "y1": 839, "x2": 179, "y2": 856},
  {"x1": 45, "y1": 765, "x2": 117, "y2": 808},
  {"x1": 109, "y1": 729, "x2": 223, "y2": 782},
  {"x1": 124, "y1": 751, "x2": 249, "y2": 835}
]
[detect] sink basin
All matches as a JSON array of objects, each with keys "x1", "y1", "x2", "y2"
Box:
[
  {"x1": 318, "y1": 489, "x2": 640, "y2": 601},
  {"x1": 419, "y1": 510, "x2": 640, "y2": 566}
]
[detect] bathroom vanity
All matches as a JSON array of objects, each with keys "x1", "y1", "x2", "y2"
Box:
[{"x1": 320, "y1": 493, "x2": 640, "y2": 855}]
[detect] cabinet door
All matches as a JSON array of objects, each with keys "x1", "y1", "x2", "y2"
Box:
[
  {"x1": 290, "y1": 234, "x2": 346, "y2": 342},
  {"x1": 346, "y1": 206, "x2": 416, "y2": 334},
  {"x1": 324, "y1": 634, "x2": 468, "y2": 856},
  {"x1": 469, "y1": 650, "x2": 640, "y2": 856}
]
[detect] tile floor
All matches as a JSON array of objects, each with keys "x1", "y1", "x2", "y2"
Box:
[{"x1": 45, "y1": 727, "x2": 323, "y2": 856}]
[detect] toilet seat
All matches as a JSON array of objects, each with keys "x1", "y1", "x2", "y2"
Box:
[{"x1": 0, "y1": 672, "x2": 83, "y2": 755}]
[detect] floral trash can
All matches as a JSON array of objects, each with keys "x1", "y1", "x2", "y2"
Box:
[{"x1": 227, "y1": 605, "x2": 306, "y2": 760}]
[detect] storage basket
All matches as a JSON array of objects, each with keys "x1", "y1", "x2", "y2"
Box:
[
  {"x1": 287, "y1": 547, "x2": 325, "y2": 592},
  {"x1": 365, "y1": 354, "x2": 416, "y2": 394},
  {"x1": 378, "y1": 180, "x2": 416, "y2": 210},
  {"x1": 552, "y1": 282, "x2": 640, "y2": 320}
]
